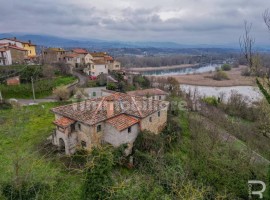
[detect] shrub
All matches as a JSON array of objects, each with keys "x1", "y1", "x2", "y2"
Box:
[
  {"x1": 42, "y1": 65, "x2": 55, "y2": 78},
  {"x1": 133, "y1": 75, "x2": 150, "y2": 88},
  {"x1": 53, "y1": 86, "x2": 70, "y2": 101},
  {"x1": 81, "y1": 148, "x2": 114, "y2": 200},
  {"x1": 2, "y1": 182, "x2": 49, "y2": 200},
  {"x1": 86, "y1": 80, "x2": 98, "y2": 87},
  {"x1": 20, "y1": 66, "x2": 43, "y2": 83},
  {"x1": 221, "y1": 64, "x2": 232, "y2": 71},
  {"x1": 241, "y1": 68, "x2": 251, "y2": 76},
  {"x1": 213, "y1": 71, "x2": 229, "y2": 80},
  {"x1": 133, "y1": 130, "x2": 164, "y2": 154},
  {"x1": 107, "y1": 82, "x2": 117, "y2": 90},
  {"x1": 202, "y1": 96, "x2": 219, "y2": 107},
  {"x1": 97, "y1": 73, "x2": 107, "y2": 86},
  {"x1": 222, "y1": 91, "x2": 257, "y2": 121}
]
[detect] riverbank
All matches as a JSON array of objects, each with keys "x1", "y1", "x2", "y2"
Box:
[
  {"x1": 129, "y1": 64, "x2": 197, "y2": 72},
  {"x1": 157, "y1": 65, "x2": 255, "y2": 87}
]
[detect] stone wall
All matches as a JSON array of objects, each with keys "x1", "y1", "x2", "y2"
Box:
[
  {"x1": 10, "y1": 49, "x2": 26, "y2": 64},
  {"x1": 140, "y1": 108, "x2": 168, "y2": 134},
  {"x1": 103, "y1": 123, "x2": 140, "y2": 147}
]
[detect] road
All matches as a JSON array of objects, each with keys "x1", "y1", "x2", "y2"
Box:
[
  {"x1": 13, "y1": 98, "x2": 57, "y2": 106},
  {"x1": 71, "y1": 70, "x2": 88, "y2": 87}
]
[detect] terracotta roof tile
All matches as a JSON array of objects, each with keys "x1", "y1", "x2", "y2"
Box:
[
  {"x1": 53, "y1": 117, "x2": 75, "y2": 128},
  {"x1": 106, "y1": 114, "x2": 139, "y2": 131},
  {"x1": 73, "y1": 48, "x2": 88, "y2": 54},
  {"x1": 104, "y1": 56, "x2": 114, "y2": 61},
  {"x1": 65, "y1": 53, "x2": 78, "y2": 58},
  {"x1": 90, "y1": 52, "x2": 107, "y2": 57},
  {"x1": 51, "y1": 93, "x2": 168, "y2": 126}
]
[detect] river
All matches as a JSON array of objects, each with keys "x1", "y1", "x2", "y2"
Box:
[
  {"x1": 143, "y1": 64, "x2": 221, "y2": 76},
  {"x1": 180, "y1": 84, "x2": 263, "y2": 103}
]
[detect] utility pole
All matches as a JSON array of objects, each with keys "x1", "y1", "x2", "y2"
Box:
[
  {"x1": 31, "y1": 76, "x2": 36, "y2": 102},
  {"x1": 0, "y1": 91, "x2": 2, "y2": 103}
]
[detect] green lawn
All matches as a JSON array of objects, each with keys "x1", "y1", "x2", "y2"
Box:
[
  {"x1": 0, "y1": 103, "x2": 83, "y2": 199},
  {"x1": 0, "y1": 76, "x2": 77, "y2": 99}
]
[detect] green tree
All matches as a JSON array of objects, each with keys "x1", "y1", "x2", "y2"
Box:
[
  {"x1": 107, "y1": 82, "x2": 117, "y2": 91},
  {"x1": 221, "y1": 64, "x2": 232, "y2": 71},
  {"x1": 81, "y1": 148, "x2": 114, "y2": 200}
]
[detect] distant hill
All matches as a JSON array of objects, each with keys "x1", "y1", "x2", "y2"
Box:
[{"x1": 0, "y1": 32, "x2": 241, "y2": 49}]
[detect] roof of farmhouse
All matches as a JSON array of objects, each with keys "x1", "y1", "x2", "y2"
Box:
[{"x1": 51, "y1": 92, "x2": 168, "y2": 126}]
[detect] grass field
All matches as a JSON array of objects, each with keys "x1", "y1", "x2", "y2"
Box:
[
  {"x1": 0, "y1": 103, "x2": 83, "y2": 199},
  {"x1": 0, "y1": 76, "x2": 77, "y2": 99}
]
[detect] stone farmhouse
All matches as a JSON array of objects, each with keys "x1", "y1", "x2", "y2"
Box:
[
  {"x1": 0, "y1": 37, "x2": 37, "y2": 58},
  {"x1": 0, "y1": 44, "x2": 28, "y2": 65},
  {"x1": 127, "y1": 88, "x2": 169, "y2": 101},
  {"x1": 51, "y1": 92, "x2": 169, "y2": 154},
  {"x1": 42, "y1": 48, "x2": 66, "y2": 64},
  {"x1": 42, "y1": 48, "x2": 121, "y2": 76}
]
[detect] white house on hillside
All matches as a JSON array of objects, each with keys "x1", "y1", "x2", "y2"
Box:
[
  {"x1": 0, "y1": 48, "x2": 12, "y2": 65},
  {"x1": 84, "y1": 60, "x2": 108, "y2": 76}
]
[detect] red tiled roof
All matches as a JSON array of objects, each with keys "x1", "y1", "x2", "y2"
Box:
[
  {"x1": 0, "y1": 45, "x2": 27, "y2": 52},
  {"x1": 106, "y1": 114, "x2": 139, "y2": 131},
  {"x1": 73, "y1": 48, "x2": 88, "y2": 54},
  {"x1": 51, "y1": 93, "x2": 168, "y2": 126},
  {"x1": 2, "y1": 38, "x2": 36, "y2": 46},
  {"x1": 53, "y1": 117, "x2": 75, "y2": 128},
  {"x1": 47, "y1": 48, "x2": 66, "y2": 52},
  {"x1": 104, "y1": 56, "x2": 114, "y2": 61},
  {"x1": 65, "y1": 53, "x2": 78, "y2": 58},
  {"x1": 90, "y1": 52, "x2": 107, "y2": 57},
  {"x1": 127, "y1": 88, "x2": 168, "y2": 97},
  {"x1": 8, "y1": 45, "x2": 27, "y2": 51}
]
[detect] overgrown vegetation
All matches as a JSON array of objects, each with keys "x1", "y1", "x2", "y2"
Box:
[
  {"x1": 0, "y1": 85, "x2": 269, "y2": 199},
  {"x1": 0, "y1": 65, "x2": 77, "y2": 99},
  {"x1": 213, "y1": 70, "x2": 229, "y2": 80},
  {"x1": 221, "y1": 63, "x2": 232, "y2": 71},
  {"x1": 0, "y1": 76, "x2": 76, "y2": 99}
]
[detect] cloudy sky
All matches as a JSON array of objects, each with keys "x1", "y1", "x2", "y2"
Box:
[{"x1": 1, "y1": 0, "x2": 270, "y2": 45}]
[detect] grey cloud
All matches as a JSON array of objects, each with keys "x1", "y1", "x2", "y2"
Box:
[{"x1": 0, "y1": 0, "x2": 269, "y2": 45}]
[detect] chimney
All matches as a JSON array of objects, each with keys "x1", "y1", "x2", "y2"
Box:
[
  {"x1": 28, "y1": 40, "x2": 31, "y2": 44},
  {"x1": 14, "y1": 37, "x2": 16, "y2": 40},
  {"x1": 107, "y1": 100, "x2": 114, "y2": 118}
]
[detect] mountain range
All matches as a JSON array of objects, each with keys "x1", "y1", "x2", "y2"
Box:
[{"x1": 0, "y1": 32, "x2": 241, "y2": 50}]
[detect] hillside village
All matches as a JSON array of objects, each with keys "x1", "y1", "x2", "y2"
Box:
[
  {"x1": 0, "y1": 37, "x2": 172, "y2": 156},
  {"x1": 0, "y1": 36, "x2": 270, "y2": 200},
  {"x1": 0, "y1": 37, "x2": 121, "y2": 77}
]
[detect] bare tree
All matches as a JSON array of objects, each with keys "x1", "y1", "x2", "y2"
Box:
[
  {"x1": 239, "y1": 21, "x2": 255, "y2": 71},
  {"x1": 263, "y1": 9, "x2": 270, "y2": 32},
  {"x1": 240, "y1": 18, "x2": 270, "y2": 104}
]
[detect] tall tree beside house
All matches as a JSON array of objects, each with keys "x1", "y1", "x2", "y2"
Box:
[{"x1": 81, "y1": 148, "x2": 114, "y2": 200}]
